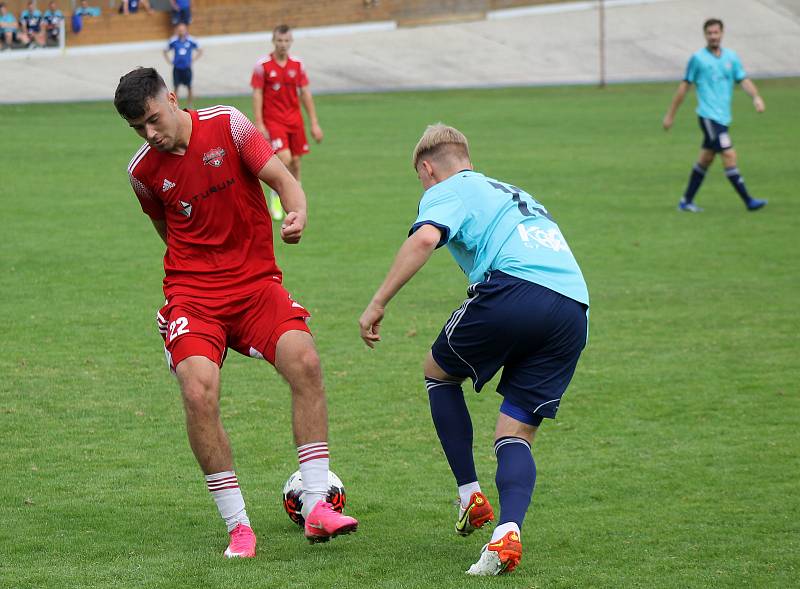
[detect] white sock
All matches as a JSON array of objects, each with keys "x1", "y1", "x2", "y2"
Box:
[
  {"x1": 458, "y1": 482, "x2": 482, "y2": 508},
  {"x1": 205, "y1": 471, "x2": 250, "y2": 532},
  {"x1": 491, "y1": 522, "x2": 521, "y2": 542},
  {"x1": 297, "y1": 442, "x2": 329, "y2": 519}
]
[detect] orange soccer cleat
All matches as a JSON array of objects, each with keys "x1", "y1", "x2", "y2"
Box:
[
  {"x1": 455, "y1": 491, "x2": 495, "y2": 536},
  {"x1": 466, "y1": 530, "x2": 522, "y2": 576}
]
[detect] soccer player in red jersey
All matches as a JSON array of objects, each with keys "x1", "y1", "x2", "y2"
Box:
[
  {"x1": 114, "y1": 67, "x2": 357, "y2": 558},
  {"x1": 251, "y1": 24, "x2": 323, "y2": 221}
]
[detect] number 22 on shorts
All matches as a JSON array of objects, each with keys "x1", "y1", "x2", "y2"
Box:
[{"x1": 168, "y1": 317, "x2": 190, "y2": 342}]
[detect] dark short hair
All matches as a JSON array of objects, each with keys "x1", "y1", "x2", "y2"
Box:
[
  {"x1": 703, "y1": 18, "x2": 723, "y2": 31},
  {"x1": 273, "y1": 24, "x2": 290, "y2": 35},
  {"x1": 114, "y1": 67, "x2": 167, "y2": 120}
]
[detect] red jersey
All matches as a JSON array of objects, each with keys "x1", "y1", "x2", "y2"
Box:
[
  {"x1": 250, "y1": 53, "x2": 309, "y2": 128},
  {"x1": 127, "y1": 106, "x2": 278, "y2": 298}
]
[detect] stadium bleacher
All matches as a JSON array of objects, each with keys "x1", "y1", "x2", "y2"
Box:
[{"x1": 5, "y1": 0, "x2": 557, "y2": 47}]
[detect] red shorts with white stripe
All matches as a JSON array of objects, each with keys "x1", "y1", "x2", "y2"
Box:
[
  {"x1": 266, "y1": 120, "x2": 309, "y2": 157},
  {"x1": 156, "y1": 279, "x2": 311, "y2": 371}
]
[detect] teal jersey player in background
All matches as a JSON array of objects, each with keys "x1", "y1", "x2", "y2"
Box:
[
  {"x1": 663, "y1": 18, "x2": 767, "y2": 213},
  {"x1": 359, "y1": 124, "x2": 589, "y2": 576},
  {"x1": 684, "y1": 45, "x2": 745, "y2": 126}
]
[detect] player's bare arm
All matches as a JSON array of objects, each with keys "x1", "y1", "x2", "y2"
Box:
[
  {"x1": 251, "y1": 87, "x2": 269, "y2": 138},
  {"x1": 151, "y1": 218, "x2": 167, "y2": 244},
  {"x1": 359, "y1": 224, "x2": 442, "y2": 348},
  {"x1": 663, "y1": 80, "x2": 690, "y2": 130},
  {"x1": 299, "y1": 86, "x2": 323, "y2": 143},
  {"x1": 194, "y1": 47, "x2": 203, "y2": 62},
  {"x1": 740, "y1": 79, "x2": 765, "y2": 112},
  {"x1": 257, "y1": 156, "x2": 306, "y2": 244},
  {"x1": 162, "y1": 49, "x2": 171, "y2": 66}
]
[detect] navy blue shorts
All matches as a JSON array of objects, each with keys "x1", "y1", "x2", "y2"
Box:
[
  {"x1": 431, "y1": 271, "x2": 588, "y2": 421},
  {"x1": 698, "y1": 116, "x2": 733, "y2": 153},
  {"x1": 172, "y1": 7, "x2": 192, "y2": 25},
  {"x1": 173, "y1": 67, "x2": 192, "y2": 88}
]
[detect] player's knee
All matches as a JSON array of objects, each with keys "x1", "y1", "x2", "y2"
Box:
[
  {"x1": 277, "y1": 149, "x2": 292, "y2": 166},
  {"x1": 180, "y1": 375, "x2": 218, "y2": 416},
  {"x1": 721, "y1": 149, "x2": 737, "y2": 167},
  {"x1": 284, "y1": 346, "x2": 322, "y2": 389},
  {"x1": 297, "y1": 347, "x2": 322, "y2": 378},
  {"x1": 698, "y1": 152, "x2": 714, "y2": 167}
]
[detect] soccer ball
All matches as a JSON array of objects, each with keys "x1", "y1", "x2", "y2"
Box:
[{"x1": 282, "y1": 469, "x2": 346, "y2": 527}]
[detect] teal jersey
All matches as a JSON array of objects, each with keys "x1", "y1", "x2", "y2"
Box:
[
  {"x1": 410, "y1": 171, "x2": 589, "y2": 306},
  {"x1": 0, "y1": 13, "x2": 17, "y2": 31},
  {"x1": 684, "y1": 47, "x2": 747, "y2": 125}
]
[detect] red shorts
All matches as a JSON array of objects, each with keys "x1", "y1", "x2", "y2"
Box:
[
  {"x1": 266, "y1": 120, "x2": 309, "y2": 157},
  {"x1": 155, "y1": 280, "x2": 311, "y2": 372}
]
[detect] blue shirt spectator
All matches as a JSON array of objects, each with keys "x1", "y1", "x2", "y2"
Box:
[
  {"x1": 21, "y1": 2, "x2": 43, "y2": 32},
  {"x1": 20, "y1": 0, "x2": 45, "y2": 46},
  {"x1": 75, "y1": 0, "x2": 101, "y2": 18},
  {"x1": 170, "y1": 0, "x2": 190, "y2": 25},
  {"x1": 1, "y1": 2, "x2": 28, "y2": 49},
  {"x1": 0, "y1": 4, "x2": 18, "y2": 34},
  {"x1": 43, "y1": 1, "x2": 63, "y2": 42},
  {"x1": 120, "y1": 0, "x2": 152, "y2": 15}
]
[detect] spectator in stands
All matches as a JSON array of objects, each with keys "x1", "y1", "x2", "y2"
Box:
[
  {"x1": 75, "y1": 0, "x2": 100, "y2": 18},
  {"x1": 1, "y1": 2, "x2": 29, "y2": 49},
  {"x1": 164, "y1": 22, "x2": 202, "y2": 107},
  {"x1": 71, "y1": 0, "x2": 99, "y2": 35},
  {"x1": 170, "y1": 0, "x2": 190, "y2": 26},
  {"x1": 43, "y1": 1, "x2": 63, "y2": 46},
  {"x1": 119, "y1": 0, "x2": 152, "y2": 15},
  {"x1": 20, "y1": 0, "x2": 46, "y2": 47}
]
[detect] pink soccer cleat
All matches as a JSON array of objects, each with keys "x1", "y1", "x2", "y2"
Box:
[
  {"x1": 303, "y1": 501, "x2": 358, "y2": 543},
  {"x1": 223, "y1": 523, "x2": 256, "y2": 558}
]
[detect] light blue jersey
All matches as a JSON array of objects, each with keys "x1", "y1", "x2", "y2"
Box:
[
  {"x1": 684, "y1": 47, "x2": 747, "y2": 125},
  {"x1": 410, "y1": 171, "x2": 589, "y2": 306}
]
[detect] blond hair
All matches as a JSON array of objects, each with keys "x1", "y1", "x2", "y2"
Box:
[{"x1": 411, "y1": 123, "x2": 470, "y2": 170}]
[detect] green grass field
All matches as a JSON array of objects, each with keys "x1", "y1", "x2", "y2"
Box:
[{"x1": 1, "y1": 78, "x2": 798, "y2": 588}]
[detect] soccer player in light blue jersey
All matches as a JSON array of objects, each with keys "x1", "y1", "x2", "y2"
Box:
[
  {"x1": 359, "y1": 124, "x2": 589, "y2": 576},
  {"x1": 663, "y1": 18, "x2": 767, "y2": 212}
]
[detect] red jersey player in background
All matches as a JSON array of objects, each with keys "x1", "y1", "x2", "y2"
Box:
[
  {"x1": 114, "y1": 67, "x2": 357, "y2": 558},
  {"x1": 251, "y1": 24, "x2": 323, "y2": 221}
]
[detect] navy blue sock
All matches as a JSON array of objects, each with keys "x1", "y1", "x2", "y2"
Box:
[
  {"x1": 426, "y1": 378, "x2": 477, "y2": 486},
  {"x1": 725, "y1": 166, "x2": 754, "y2": 204},
  {"x1": 683, "y1": 163, "x2": 708, "y2": 203},
  {"x1": 494, "y1": 437, "x2": 536, "y2": 528}
]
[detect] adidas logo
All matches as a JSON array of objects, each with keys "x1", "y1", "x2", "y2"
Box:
[
  {"x1": 162, "y1": 178, "x2": 176, "y2": 192},
  {"x1": 179, "y1": 200, "x2": 192, "y2": 217}
]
